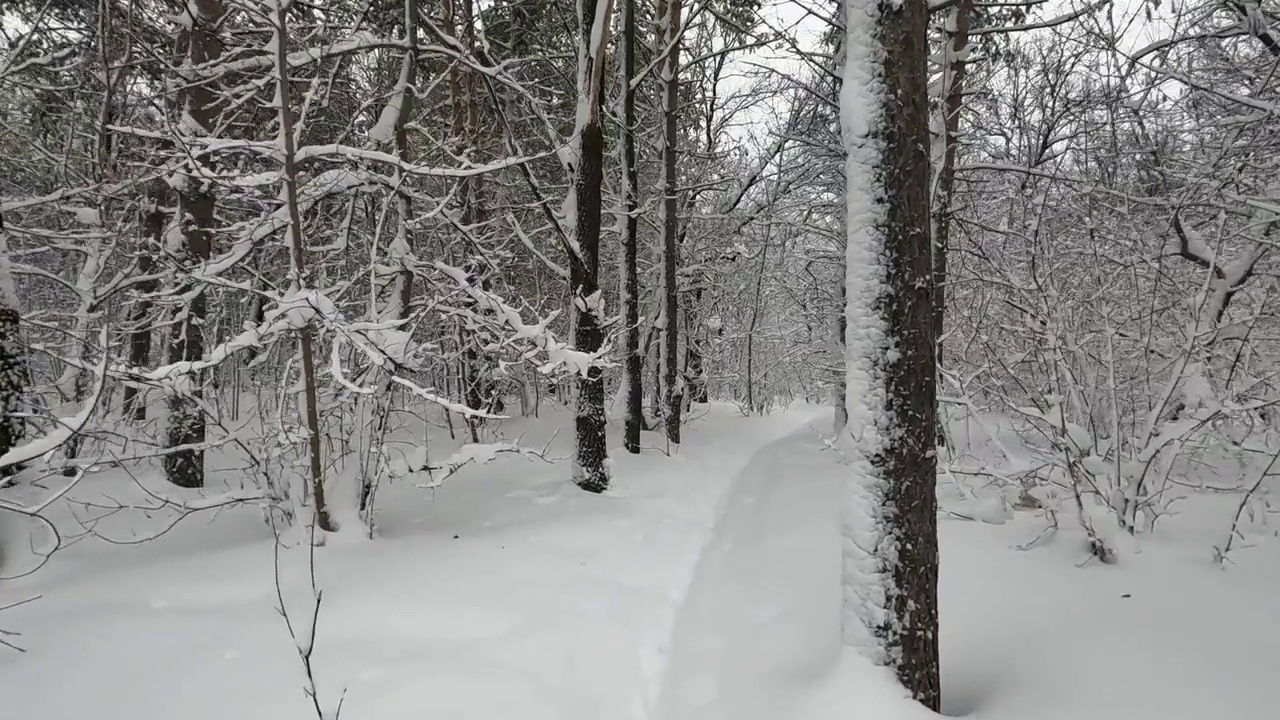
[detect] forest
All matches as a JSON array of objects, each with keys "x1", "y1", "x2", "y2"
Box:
[{"x1": 1, "y1": 0, "x2": 1277, "y2": 718}]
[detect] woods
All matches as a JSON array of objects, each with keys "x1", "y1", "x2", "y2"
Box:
[{"x1": 4, "y1": 0, "x2": 1280, "y2": 715}]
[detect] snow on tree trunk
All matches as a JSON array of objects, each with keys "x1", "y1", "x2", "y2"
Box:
[
  {"x1": 621, "y1": 0, "x2": 644, "y2": 455},
  {"x1": 840, "y1": 0, "x2": 940, "y2": 709},
  {"x1": 164, "y1": 0, "x2": 225, "y2": 489},
  {"x1": 569, "y1": 0, "x2": 614, "y2": 492},
  {"x1": 660, "y1": 0, "x2": 684, "y2": 445}
]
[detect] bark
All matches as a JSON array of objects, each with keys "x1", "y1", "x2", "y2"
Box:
[
  {"x1": 123, "y1": 185, "x2": 163, "y2": 422},
  {"x1": 659, "y1": 0, "x2": 683, "y2": 444},
  {"x1": 0, "y1": 214, "x2": 25, "y2": 476},
  {"x1": 833, "y1": 269, "x2": 847, "y2": 433},
  {"x1": 273, "y1": 2, "x2": 335, "y2": 532},
  {"x1": 843, "y1": 0, "x2": 939, "y2": 708},
  {"x1": 875, "y1": 0, "x2": 940, "y2": 706},
  {"x1": 645, "y1": 317, "x2": 662, "y2": 421},
  {"x1": 621, "y1": 0, "x2": 643, "y2": 454},
  {"x1": 685, "y1": 286, "x2": 708, "y2": 404},
  {"x1": 451, "y1": 0, "x2": 491, "y2": 441},
  {"x1": 164, "y1": 0, "x2": 224, "y2": 489},
  {"x1": 570, "y1": 0, "x2": 614, "y2": 493},
  {"x1": 745, "y1": 230, "x2": 770, "y2": 413}
]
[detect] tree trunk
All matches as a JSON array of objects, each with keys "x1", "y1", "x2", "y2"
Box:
[
  {"x1": 659, "y1": 0, "x2": 683, "y2": 444},
  {"x1": 745, "y1": 229, "x2": 770, "y2": 413},
  {"x1": 164, "y1": 0, "x2": 224, "y2": 489},
  {"x1": 621, "y1": 0, "x2": 643, "y2": 454},
  {"x1": 833, "y1": 268, "x2": 847, "y2": 433},
  {"x1": 685, "y1": 285, "x2": 708, "y2": 404},
  {"x1": 570, "y1": 0, "x2": 614, "y2": 493},
  {"x1": 359, "y1": 0, "x2": 419, "y2": 526},
  {"x1": 841, "y1": 0, "x2": 939, "y2": 709},
  {"x1": 932, "y1": 0, "x2": 972, "y2": 448},
  {"x1": 124, "y1": 185, "x2": 163, "y2": 422},
  {"x1": 273, "y1": 2, "x2": 335, "y2": 532},
  {"x1": 645, "y1": 316, "x2": 662, "y2": 421},
  {"x1": 0, "y1": 214, "x2": 25, "y2": 476}
]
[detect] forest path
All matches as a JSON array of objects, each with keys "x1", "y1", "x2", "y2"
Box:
[{"x1": 651, "y1": 426, "x2": 845, "y2": 720}]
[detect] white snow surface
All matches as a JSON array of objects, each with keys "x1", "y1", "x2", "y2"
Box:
[{"x1": 2, "y1": 406, "x2": 1278, "y2": 720}]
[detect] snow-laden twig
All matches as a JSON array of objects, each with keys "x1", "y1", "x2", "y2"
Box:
[{"x1": 394, "y1": 433, "x2": 558, "y2": 489}]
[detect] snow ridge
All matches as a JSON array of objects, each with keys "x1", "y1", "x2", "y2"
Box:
[{"x1": 838, "y1": 0, "x2": 891, "y2": 662}]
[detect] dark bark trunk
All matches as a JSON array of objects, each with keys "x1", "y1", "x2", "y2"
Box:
[
  {"x1": 571, "y1": 0, "x2": 612, "y2": 492},
  {"x1": 163, "y1": 189, "x2": 211, "y2": 489},
  {"x1": 877, "y1": 0, "x2": 940, "y2": 707},
  {"x1": 164, "y1": 0, "x2": 224, "y2": 489},
  {"x1": 621, "y1": 0, "x2": 643, "y2": 454},
  {"x1": 572, "y1": 123, "x2": 609, "y2": 492},
  {"x1": 660, "y1": 0, "x2": 683, "y2": 444},
  {"x1": 833, "y1": 268, "x2": 848, "y2": 432},
  {"x1": 685, "y1": 286, "x2": 708, "y2": 403}
]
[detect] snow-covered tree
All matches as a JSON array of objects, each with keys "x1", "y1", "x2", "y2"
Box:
[{"x1": 840, "y1": 0, "x2": 940, "y2": 708}]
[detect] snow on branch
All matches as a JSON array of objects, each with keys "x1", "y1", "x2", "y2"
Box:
[
  {"x1": 391, "y1": 438, "x2": 556, "y2": 489},
  {"x1": 1170, "y1": 212, "x2": 1269, "y2": 324},
  {"x1": 200, "y1": 168, "x2": 378, "y2": 279},
  {"x1": 143, "y1": 290, "x2": 336, "y2": 381},
  {"x1": 433, "y1": 262, "x2": 610, "y2": 376}
]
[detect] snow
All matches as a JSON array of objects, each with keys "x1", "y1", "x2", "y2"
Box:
[
  {"x1": 839, "y1": 0, "x2": 892, "y2": 660},
  {"x1": 368, "y1": 90, "x2": 405, "y2": 145},
  {"x1": 1, "y1": 406, "x2": 819, "y2": 718},
  {"x1": 2, "y1": 408, "x2": 1278, "y2": 719}
]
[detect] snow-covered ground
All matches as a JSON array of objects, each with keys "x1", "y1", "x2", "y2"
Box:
[{"x1": 2, "y1": 404, "x2": 1276, "y2": 719}]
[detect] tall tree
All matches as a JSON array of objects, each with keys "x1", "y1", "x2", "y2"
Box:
[
  {"x1": 621, "y1": 0, "x2": 644, "y2": 454},
  {"x1": 271, "y1": 0, "x2": 335, "y2": 532},
  {"x1": 570, "y1": 0, "x2": 614, "y2": 492},
  {"x1": 659, "y1": 0, "x2": 683, "y2": 445},
  {"x1": 840, "y1": 0, "x2": 940, "y2": 708},
  {"x1": 164, "y1": 0, "x2": 225, "y2": 489}
]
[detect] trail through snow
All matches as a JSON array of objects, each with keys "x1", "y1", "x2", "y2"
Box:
[
  {"x1": 5, "y1": 407, "x2": 1279, "y2": 720},
  {"x1": 654, "y1": 426, "x2": 844, "y2": 720}
]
